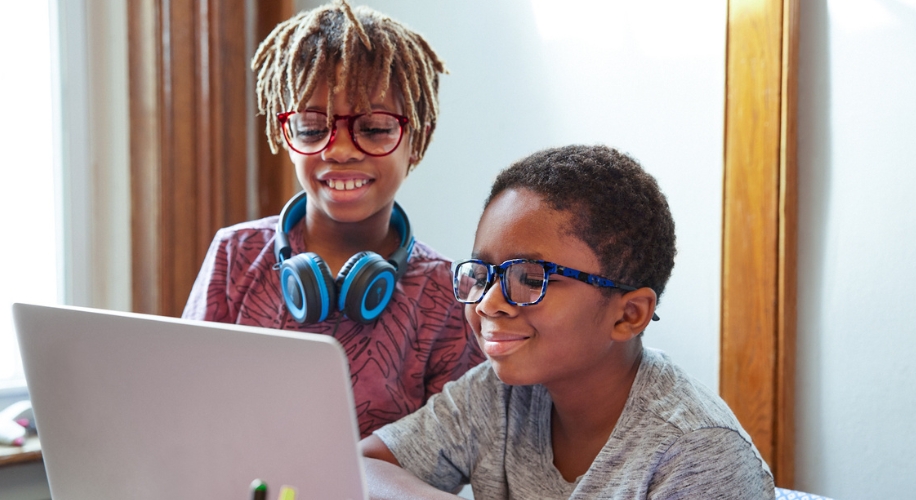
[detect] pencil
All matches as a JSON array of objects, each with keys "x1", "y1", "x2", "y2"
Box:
[{"x1": 249, "y1": 479, "x2": 267, "y2": 500}]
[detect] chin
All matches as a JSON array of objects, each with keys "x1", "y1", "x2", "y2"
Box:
[{"x1": 489, "y1": 362, "x2": 537, "y2": 387}]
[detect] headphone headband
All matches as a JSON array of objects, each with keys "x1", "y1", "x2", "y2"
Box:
[
  {"x1": 274, "y1": 191, "x2": 415, "y2": 324},
  {"x1": 274, "y1": 191, "x2": 415, "y2": 276}
]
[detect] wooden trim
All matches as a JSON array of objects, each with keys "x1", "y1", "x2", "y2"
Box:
[
  {"x1": 255, "y1": 0, "x2": 297, "y2": 217},
  {"x1": 128, "y1": 0, "x2": 163, "y2": 315},
  {"x1": 722, "y1": 0, "x2": 798, "y2": 487},
  {"x1": 776, "y1": 0, "x2": 799, "y2": 487},
  {"x1": 129, "y1": 0, "x2": 261, "y2": 317},
  {"x1": 204, "y1": 0, "x2": 251, "y2": 235}
]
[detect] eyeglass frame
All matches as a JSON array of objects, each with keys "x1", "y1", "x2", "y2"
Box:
[
  {"x1": 277, "y1": 110, "x2": 410, "y2": 157},
  {"x1": 453, "y1": 258, "x2": 660, "y2": 320},
  {"x1": 453, "y1": 258, "x2": 641, "y2": 306}
]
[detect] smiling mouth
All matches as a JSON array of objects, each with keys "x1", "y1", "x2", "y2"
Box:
[
  {"x1": 325, "y1": 178, "x2": 371, "y2": 191},
  {"x1": 480, "y1": 336, "x2": 530, "y2": 357}
]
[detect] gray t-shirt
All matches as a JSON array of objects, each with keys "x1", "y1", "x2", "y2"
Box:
[{"x1": 374, "y1": 347, "x2": 774, "y2": 499}]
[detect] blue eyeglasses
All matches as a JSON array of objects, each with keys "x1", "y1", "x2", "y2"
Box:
[
  {"x1": 453, "y1": 258, "x2": 635, "y2": 306},
  {"x1": 453, "y1": 259, "x2": 660, "y2": 320}
]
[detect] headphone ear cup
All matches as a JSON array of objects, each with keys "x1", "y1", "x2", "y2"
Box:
[
  {"x1": 336, "y1": 251, "x2": 398, "y2": 324},
  {"x1": 279, "y1": 252, "x2": 337, "y2": 324}
]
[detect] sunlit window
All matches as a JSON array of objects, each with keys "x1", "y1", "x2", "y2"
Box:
[{"x1": 0, "y1": 2, "x2": 59, "y2": 390}]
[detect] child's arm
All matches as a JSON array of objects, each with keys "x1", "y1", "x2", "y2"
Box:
[
  {"x1": 183, "y1": 228, "x2": 237, "y2": 322},
  {"x1": 360, "y1": 435, "x2": 463, "y2": 500},
  {"x1": 182, "y1": 224, "x2": 275, "y2": 323},
  {"x1": 360, "y1": 364, "x2": 500, "y2": 496}
]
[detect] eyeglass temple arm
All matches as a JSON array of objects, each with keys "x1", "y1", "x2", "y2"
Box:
[{"x1": 551, "y1": 264, "x2": 660, "y2": 321}]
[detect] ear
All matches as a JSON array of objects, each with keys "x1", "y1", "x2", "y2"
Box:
[{"x1": 610, "y1": 287, "x2": 658, "y2": 342}]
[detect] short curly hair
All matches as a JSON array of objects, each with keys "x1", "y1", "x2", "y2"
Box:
[
  {"x1": 251, "y1": 0, "x2": 445, "y2": 169},
  {"x1": 486, "y1": 144, "x2": 677, "y2": 300}
]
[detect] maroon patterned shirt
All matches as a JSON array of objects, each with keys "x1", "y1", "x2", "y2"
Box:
[{"x1": 182, "y1": 216, "x2": 484, "y2": 437}]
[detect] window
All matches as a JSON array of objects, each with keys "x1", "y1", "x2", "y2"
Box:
[{"x1": 0, "y1": 2, "x2": 58, "y2": 391}]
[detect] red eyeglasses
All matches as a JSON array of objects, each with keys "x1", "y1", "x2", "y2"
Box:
[{"x1": 277, "y1": 110, "x2": 409, "y2": 157}]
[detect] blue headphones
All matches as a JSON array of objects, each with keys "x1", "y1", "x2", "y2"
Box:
[{"x1": 274, "y1": 191, "x2": 415, "y2": 325}]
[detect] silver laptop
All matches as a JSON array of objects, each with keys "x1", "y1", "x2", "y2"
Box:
[{"x1": 13, "y1": 303, "x2": 368, "y2": 500}]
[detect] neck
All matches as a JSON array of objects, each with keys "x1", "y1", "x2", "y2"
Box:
[
  {"x1": 300, "y1": 201, "x2": 399, "y2": 275},
  {"x1": 549, "y1": 339, "x2": 643, "y2": 446},
  {"x1": 547, "y1": 340, "x2": 643, "y2": 482}
]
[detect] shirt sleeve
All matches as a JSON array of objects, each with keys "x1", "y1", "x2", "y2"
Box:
[
  {"x1": 418, "y1": 262, "x2": 485, "y2": 399},
  {"x1": 647, "y1": 427, "x2": 775, "y2": 499},
  {"x1": 374, "y1": 363, "x2": 496, "y2": 494},
  {"x1": 182, "y1": 229, "x2": 235, "y2": 322}
]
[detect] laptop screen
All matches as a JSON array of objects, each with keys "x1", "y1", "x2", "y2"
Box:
[{"x1": 14, "y1": 303, "x2": 368, "y2": 500}]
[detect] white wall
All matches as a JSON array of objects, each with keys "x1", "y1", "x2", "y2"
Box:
[
  {"x1": 297, "y1": 0, "x2": 729, "y2": 391},
  {"x1": 796, "y1": 0, "x2": 916, "y2": 497}
]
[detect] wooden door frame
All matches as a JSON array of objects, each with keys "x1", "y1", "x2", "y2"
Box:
[
  {"x1": 128, "y1": 0, "x2": 293, "y2": 317},
  {"x1": 722, "y1": 0, "x2": 799, "y2": 487}
]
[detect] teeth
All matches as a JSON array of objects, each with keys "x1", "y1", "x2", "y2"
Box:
[{"x1": 327, "y1": 179, "x2": 367, "y2": 190}]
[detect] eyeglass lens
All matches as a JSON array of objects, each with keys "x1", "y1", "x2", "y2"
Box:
[
  {"x1": 283, "y1": 111, "x2": 403, "y2": 156},
  {"x1": 455, "y1": 261, "x2": 547, "y2": 305}
]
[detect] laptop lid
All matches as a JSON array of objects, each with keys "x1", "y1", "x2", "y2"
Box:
[{"x1": 13, "y1": 303, "x2": 368, "y2": 500}]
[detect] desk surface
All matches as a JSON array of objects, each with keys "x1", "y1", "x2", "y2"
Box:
[{"x1": 0, "y1": 435, "x2": 41, "y2": 467}]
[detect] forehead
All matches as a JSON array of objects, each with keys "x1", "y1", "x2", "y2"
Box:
[
  {"x1": 474, "y1": 188, "x2": 599, "y2": 269},
  {"x1": 302, "y1": 64, "x2": 403, "y2": 110}
]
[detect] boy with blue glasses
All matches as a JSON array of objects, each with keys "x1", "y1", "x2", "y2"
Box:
[{"x1": 361, "y1": 145, "x2": 774, "y2": 498}]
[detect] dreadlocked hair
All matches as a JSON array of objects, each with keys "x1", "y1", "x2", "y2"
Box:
[
  {"x1": 485, "y1": 144, "x2": 677, "y2": 301},
  {"x1": 251, "y1": 0, "x2": 446, "y2": 169}
]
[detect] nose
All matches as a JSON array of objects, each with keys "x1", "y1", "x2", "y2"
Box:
[
  {"x1": 321, "y1": 118, "x2": 363, "y2": 163},
  {"x1": 474, "y1": 276, "x2": 515, "y2": 318}
]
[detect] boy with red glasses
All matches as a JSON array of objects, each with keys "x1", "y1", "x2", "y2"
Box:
[
  {"x1": 361, "y1": 145, "x2": 775, "y2": 498},
  {"x1": 183, "y1": 0, "x2": 482, "y2": 438}
]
